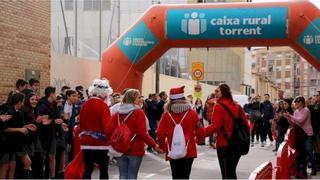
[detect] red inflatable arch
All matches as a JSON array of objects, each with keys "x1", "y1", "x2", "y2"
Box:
[{"x1": 101, "y1": 1, "x2": 320, "y2": 92}]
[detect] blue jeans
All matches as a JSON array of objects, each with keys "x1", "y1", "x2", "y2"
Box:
[
  {"x1": 305, "y1": 136, "x2": 317, "y2": 172},
  {"x1": 117, "y1": 155, "x2": 143, "y2": 180}
]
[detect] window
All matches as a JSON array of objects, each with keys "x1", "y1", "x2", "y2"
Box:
[
  {"x1": 285, "y1": 71, "x2": 291, "y2": 78},
  {"x1": 276, "y1": 60, "x2": 281, "y2": 66},
  {"x1": 276, "y1": 53, "x2": 282, "y2": 58},
  {"x1": 83, "y1": 0, "x2": 110, "y2": 11},
  {"x1": 285, "y1": 82, "x2": 290, "y2": 89},
  {"x1": 262, "y1": 60, "x2": 267, "y2": 67},
  {"x1": 65, "y1": 0, "x2": 73, "y2": 10},
  {"x1": 268, "y1": 66, "x2": 273, "y2": 73},
  {"x1": 286, "y1": 53, "x2": 292, "y2": 59},
  {"x1": 102, "y1": 0, "x2": 111, "y2": 10},
  {"x1": 304, "y1": 80, "x2": 308, "y2": 86},
  {"x1": 276, "y1": 71, "x2": 281, "y2": 79},
  {"x1": 311, "y1": 80, "x2": 317, "y2": 86},
  {"x1": 285, "y1": 59, "x2": 291, "y2": 65}
]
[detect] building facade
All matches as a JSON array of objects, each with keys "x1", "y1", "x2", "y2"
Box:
[
  {"x1": 0, "y1": 1, "x2": 51, "y2": 102},
  {"x1": 51, "y1": 0, "x2": 188, "y2": 79},
  {"x1": 252, "y1": 47, "x2": 320, "y2": 99}
]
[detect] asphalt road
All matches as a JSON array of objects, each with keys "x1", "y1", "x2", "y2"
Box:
[{"x1": 93, "y1": 141, "x2": 277, "y2": 179}]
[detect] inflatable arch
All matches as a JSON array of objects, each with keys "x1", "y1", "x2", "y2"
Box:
[{"x1": 101, "y1": 1, "x2": 320, "y2": 92}]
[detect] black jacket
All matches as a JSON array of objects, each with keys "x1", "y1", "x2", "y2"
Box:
[
  {"x1": 2, "y1": 104, "x2": 26, "y2": 152},
  {"x1": 38, "y1": 97, "x2": 59, "y2": 149},
  {"x1": 147, "y1": 100, "x2": 159, "y2": 124},
  {"x1": 261, "y1": 100, "x2": 274, "y2": 121},
  {"x1": 157, "y1": 100, "x2": 166, "y2": 120}
]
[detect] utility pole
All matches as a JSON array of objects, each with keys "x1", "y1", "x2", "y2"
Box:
[
  {"x1": 60, "y1": 0, "x2": 72, "y2": 55},
  {"x1": 99, "y1": 0, "x2": 102, "y2": 61},
  {"x1": 74, "y1": 0, "x2": 78, "y2": 56},
  {"x1": 118, "y1": 0, "x2": 120, "y2": 37},
  {"x1": 155, "y1": 0, "x2": 160, "y2": 93}
]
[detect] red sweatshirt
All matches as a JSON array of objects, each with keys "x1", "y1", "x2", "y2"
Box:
[
  {"x1": 79, "y1": 97, "x2": 111, "y2": 150},
  {"x1": 205, "y1": 98, "x2": 249, "y2": 148},
  {"x1": 106, "y1": 109, "x2": 156, "y2": 156},
  {"x1": 156, "y1": 109, "x2": 205, "y2": 160}
]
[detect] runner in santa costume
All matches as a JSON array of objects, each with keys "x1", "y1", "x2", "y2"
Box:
[
  {"x1": 156, "y1": 86, "x2": 205, "y2": 179},
  {"x1": 79, "y1": 79, "x2": 113, "y2": 179}
]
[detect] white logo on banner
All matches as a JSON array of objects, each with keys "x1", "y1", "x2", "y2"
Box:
[
  {"x1": 303, "y1": 35, "x2": 314, "y2": 45},
  {"x1": 123, "y1": 37, "x2": 132, "y2": 46},
  {"x1": 181, "y1": 12, "x2": 207, "y2": 35},
  {"x1": 123, "y1": 37, "x2": 155, "y2": 47},
  {"x1": 314, "y1": 35, "x2": 320, "y2": 44}
]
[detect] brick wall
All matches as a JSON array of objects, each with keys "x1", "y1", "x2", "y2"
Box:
[{"x1": 0, "y1": 0, "x2": 50, "y2": 102}]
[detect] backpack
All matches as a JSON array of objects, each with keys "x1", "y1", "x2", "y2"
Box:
[
  {"x1": 167, "y1": 110, "x2": 189, "y2": 159},
  {"x1": 250, "y1": 110, "x2": 262, "y2": 122},
  {"x1": 107, "y1": 111, "x2": 136, "y2": 157},
  {"x1": 219, "y1": 103, "x2": 250, "y2": 155}
]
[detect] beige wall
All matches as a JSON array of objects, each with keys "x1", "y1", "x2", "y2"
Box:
[
  {"x1": 251, "y1": 74, "x2": 278, "y2": 102},
  {"x1": 187, "y1": 48, "x2": 244, "y2": 92},
  {"x1": 51, "y1": 53, "x2": 101, "y2": 93}
]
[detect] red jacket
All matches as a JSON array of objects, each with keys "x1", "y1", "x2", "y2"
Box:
[
  {"x1": 79, "y1": 97, "x2": 111, "y2": 150},
  {"x1": 205, "y1": 98, "x2": 249, "y2": 148},
  {"x1": 205, "y1": 98, "x2": 216, "y2": 121},
  {"x1": 156, "y1": 109, "x2": 205, "y2": 160},
  {"x1": 106, "y1": 109, "x2": 156, "y2": 156}
]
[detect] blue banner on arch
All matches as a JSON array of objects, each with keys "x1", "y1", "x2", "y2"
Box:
[{"x1": 166, "y1": 7, "x2": 288, "y2": 40}]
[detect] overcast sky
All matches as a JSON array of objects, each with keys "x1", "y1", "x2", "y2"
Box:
[{"x1": 252, "y1": 0, "x2": 320, "y2": 8}]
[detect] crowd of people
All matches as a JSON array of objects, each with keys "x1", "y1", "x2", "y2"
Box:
[
  {"x1": 0, "y1": 77, "x2": 319, "y2": 179},
  {"x1": 243, "y1": 90, "x2": 320, "y2": 177},
  {"x1": 0, "y1": 79, "x2": 84, "y2": 179}
]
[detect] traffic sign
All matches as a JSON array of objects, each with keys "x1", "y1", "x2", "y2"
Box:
[{"x1": 192, "y1": 62, "x2": 204, "y2": 80}]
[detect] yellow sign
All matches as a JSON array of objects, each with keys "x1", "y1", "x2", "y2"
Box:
[
  {"x1": 192, "y1": 62, "x2": 204, "y2": 80},
  {"x1": 194, "y1": 82, "x2": 202, "y2": 98}
]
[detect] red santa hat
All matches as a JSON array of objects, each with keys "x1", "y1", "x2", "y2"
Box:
[{"x1": 169, "y1": 86, "x2": 185, "y2": 100}]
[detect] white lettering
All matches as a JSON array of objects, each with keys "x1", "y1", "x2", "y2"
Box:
[
  {"x1": 219, "y1": 27, "x2": 225, "y2": 35},
  {"x1": 219, "y1": 27, "x2": 262, "y2": 36},
  {"x1": 224, "y1": 28, "x2": 232, "y2": 35},
  {"x1": 243, "y1": 15, "x2": 271, "y2": 25},
  {"x1": 210, "y1": 16, "x2": 240, "y2": 26}
]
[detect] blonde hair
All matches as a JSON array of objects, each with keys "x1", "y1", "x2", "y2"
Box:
[{"x1": 122, "y1": 89, "x2": 140, "y2": 104}]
